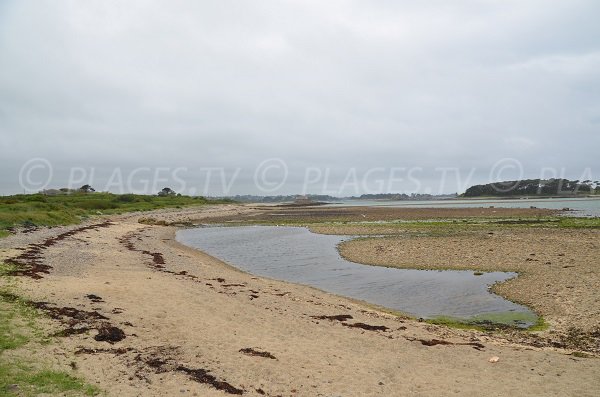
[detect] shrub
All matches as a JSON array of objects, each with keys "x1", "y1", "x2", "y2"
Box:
[
  {"x1": 74, "y1": 200, "x2": 118, "y2": 210},
  {"x1": 113, "y1": 194, "x2": 137, "y2": 203}
]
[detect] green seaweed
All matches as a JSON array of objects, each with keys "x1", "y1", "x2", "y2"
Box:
[{"x1": 427, "y1": 312, "x2": 547, "y2": 332}]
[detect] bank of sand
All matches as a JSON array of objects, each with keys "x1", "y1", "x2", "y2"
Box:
[
  {"x1": 0, "y1": 205, "x2": 599, "y2": 396},
  {"x1": 337, "y1": 227, "x2": 600, "y2": 343}
]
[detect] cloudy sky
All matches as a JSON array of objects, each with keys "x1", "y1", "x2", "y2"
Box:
[{"x1": 1, "y1": 0, "x2": 599, "y2": 196}]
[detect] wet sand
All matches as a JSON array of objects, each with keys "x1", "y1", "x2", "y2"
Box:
[
  {"x1": 337, "y1": 227, "x2": 600, "y2": 351},
  {"x1": 204, "y1": 205, "x2": 559, "y2": 223},
  {"x1": 1, "y1": 205, "x2": 599, "y2": 396}
]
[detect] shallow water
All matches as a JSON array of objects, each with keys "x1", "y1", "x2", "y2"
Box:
[
  {"x1": 177, "y1": 226, "x2": 537, "y2": 327},
  {"x1": 327, "y1": 197, "x2": 600, "y2": 217}
]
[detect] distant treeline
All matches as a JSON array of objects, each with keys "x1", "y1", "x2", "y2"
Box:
[
  {"x1": 355, "y1": 193, "x2": 456, "y2": 200},
  {"x1": 230, "y1": 195, "x2": 339, "y2": 203},
  {"x1": 463, "y1": 179, "x2": 600, "y2": 197},
  {"x1": 228, "y1": 193, "x2": 456, "y2": 203}
]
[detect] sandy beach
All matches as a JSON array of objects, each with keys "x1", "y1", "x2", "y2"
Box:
[{"x1": 1, "y1": 205, "x2": 599, "y2": 396}]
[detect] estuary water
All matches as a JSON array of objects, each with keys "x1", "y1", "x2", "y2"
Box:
[
  {"x1": 177, "y1": 225, "x2": 537, "y2": 327},
  {"x1": 326, "y1": 197, "x2": 600, "y2": 217}
]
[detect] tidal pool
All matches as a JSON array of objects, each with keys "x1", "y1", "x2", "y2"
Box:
[{"x1": 177, "y1": 226, "x2": 537, "y2": 327}]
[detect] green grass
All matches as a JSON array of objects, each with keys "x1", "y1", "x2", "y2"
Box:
[
  {"x1": 0, "y1": 192, "x2": 234, "y2": 236},
  {"x1": 0, "y1": 292, "x2": 100, "y2": 396},
  {"x1": 236, "y1": 216, "x2": 567, "y2": 228},
  {"x1": 0, "y1": 291, "x2": 51, "y2": 347},
  {"x1": 302, "y1": 216, "x2": 600, "y2": 236},
  {"x1": 0, "y1": 308, "x2": 28, "y2": 351},
  {"x1": 0, "y1": 364, "x2": 100, "y2": 396},
  {"x1": 0, "y1": 262, "x2": 16, "y2": 277},
  {"x1": 557, "y1": 217, "x2": 600, "y2": 229},
  {"x1": 0, "y1": 266, "x2": 52, "y2": 351},
  {"x1": 200, "y1": 206, "x2": 600, "y2": 235},
  {"x1": 1, "y1": 264, "x2": 100, "y2": 395}
]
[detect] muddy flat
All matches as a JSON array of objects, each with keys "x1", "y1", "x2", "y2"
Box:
[
  {"x1": 1, "y1": 205, "x2": 599, "y2": 396},
  {"x1": 208, "y1": 205, "x2": 559, "y2": 223}
]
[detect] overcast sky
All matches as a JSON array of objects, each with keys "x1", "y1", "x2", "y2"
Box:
[{"x1": 1, "y1": 0, "x2": 599, "y2": 196}]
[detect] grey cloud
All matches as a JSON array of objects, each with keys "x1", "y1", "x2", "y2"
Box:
[{"x1": 1, "y1": 0, "x2": 599, "y2": 195}]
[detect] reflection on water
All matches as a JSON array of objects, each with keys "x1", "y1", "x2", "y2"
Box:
[{"x1": 177, "y1": 226, "x2": 537, "y2": 327}]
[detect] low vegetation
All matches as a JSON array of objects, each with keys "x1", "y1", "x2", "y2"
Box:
[
  {"x1": 0, "y1": 263, "x2": 100, "y2": 396},
  {"x1": 0, "y1": 192, "x2": 233, "y2": 235},
  {"x1": 293, "y1": 216, "x2": 600, "y2": 237},
  {"x1": 0, "y1": 365, "x2": 100, "y2": 396}
]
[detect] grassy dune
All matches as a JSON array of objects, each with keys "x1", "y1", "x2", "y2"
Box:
[{"x1": 0, "y1": 192, "x2": 233, "y2": 234}]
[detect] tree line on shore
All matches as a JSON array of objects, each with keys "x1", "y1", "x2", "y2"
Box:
[{"x1": 462, "y1": 178, "x2": 600, "y2": 197}]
